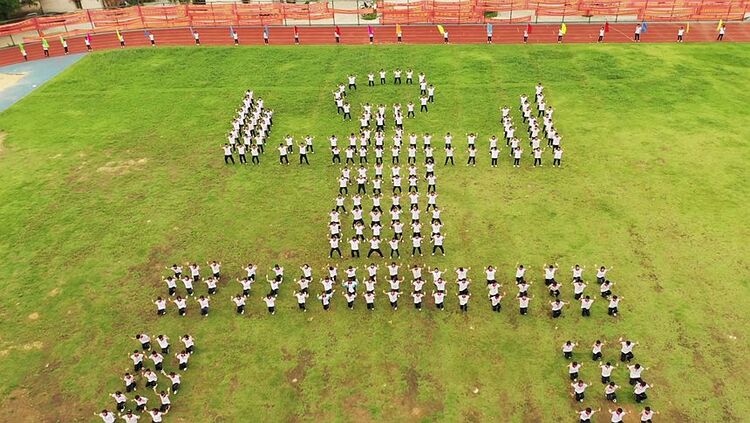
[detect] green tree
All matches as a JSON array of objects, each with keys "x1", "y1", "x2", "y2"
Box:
[{"x1": 0, "y1": 0, "x2": 38, "y2": 20}]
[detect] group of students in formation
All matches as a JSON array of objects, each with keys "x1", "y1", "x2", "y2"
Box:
[
  {"x1": 153, "y1": 261, "x2": 623, "y2": 318},
  {"x1": 220, "y1": 80, "x2": 566, "y2": 168},
  {"x1": 334, "y1": 69, "x2": 435, "y2": 118},
  {"x1": 96, "y1": 334, "x2": 197, "y2": 423},
  {"x1": 328, "y1": 162, "x2": 445, "y2": 259},
  {"x1": 565, "y1": 338, "x2": 658, "y2": 423},
  {"x1": 221, "y1": 90, "x2": 274, "y2": 165}
]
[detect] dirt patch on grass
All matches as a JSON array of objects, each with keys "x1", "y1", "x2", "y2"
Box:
[
  {"x1": 342, "y1": 393, "x2": 374, "y2": 423},
  {"x1": 27, "y1": 312, "x2": 39, "y2": 320},
  {"x1": 0, "y1": 132, "x2": 5, "y2": 156},
  {"x1": 0, "y1": 389, "x2": 45, "y2": 422},
  {"x1": 96, "y1": 158, "x2": 148, "y2": 175},
  {"x1": 397, "y1": 365, "x2": 444, "y2": 421},
  {"x1": 627, "y1": 224, "x2": 663, "y2": 292},
  {"x1": 285, "y1": 349, "x2": 314, "y2": 393}
]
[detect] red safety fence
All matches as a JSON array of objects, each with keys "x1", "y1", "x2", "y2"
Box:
[{"x1": 0, "y1": 0, "x2": 747, "y2": 41}]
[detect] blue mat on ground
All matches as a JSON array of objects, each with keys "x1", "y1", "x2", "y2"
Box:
[{"x1": 0, "y1": 53, "x2": 85, "y2": 113}]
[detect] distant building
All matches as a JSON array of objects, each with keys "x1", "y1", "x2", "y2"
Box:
[{"x1": 38, "y1": 0, "x2": 104, "y2": 13}]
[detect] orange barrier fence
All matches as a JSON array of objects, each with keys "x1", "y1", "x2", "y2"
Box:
[{"x1": 0, "y1": 0, "x2": 747, "y2": 41}]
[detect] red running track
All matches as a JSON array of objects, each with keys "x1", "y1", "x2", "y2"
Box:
[{"x1": 1, "y1": 23, "x2": 748, "y2": 67}]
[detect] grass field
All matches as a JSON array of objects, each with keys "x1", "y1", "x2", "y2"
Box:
[{"x1": 0, "y1": 44, "x2": 749, "y2": 422}]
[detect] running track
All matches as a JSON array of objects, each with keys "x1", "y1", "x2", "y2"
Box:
[{"x1": 1, "y1": 22, "x2": 748, "y2": 67}]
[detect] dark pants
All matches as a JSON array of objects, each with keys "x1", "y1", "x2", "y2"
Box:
[
  {"x1": 224, "y1": 155, "x2": 235, "y2": 164},
  {"x1": 330, "y1": 247, "x2": 342, "y2": 258},
  {"x1": 299, "y1": 154, "x2": 309, "y2": 164},
  {"x1": 367, "y1": 248, "x2": 383, "y2": 258}
]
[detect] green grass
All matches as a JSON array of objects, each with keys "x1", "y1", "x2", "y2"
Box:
[{"x1": 0, "y1": 44, "x2": 749, "y2": 422}]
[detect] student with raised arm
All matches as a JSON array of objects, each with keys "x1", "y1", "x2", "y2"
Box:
[
  {"x1": 237, "y1": 277, "x2": 254, "y2": 297},
  {"x1": 562, "y1": 340, "x2": 578, "y2": 359},
  {"x1": 608, "y1": 295, "x2": 622, "y2": 317},
  {"x1": 567, "y1": 361, "x2": 582, "y2": 381},
  {"x1": 592, "y1": 340, "x2": 605, "y2": 361},
  {"x1": 263, "y1": 294, "x2": 277, "y2": 315},
  {"x1": 619, "y1": 338, "x2": 638, "y2": 362},
  {"x1": 571, "y1": 380, "x2": 589, "y2": 402},
  {"x1": 577, "y1": 407, "x2": 600, "y2": 423},
  {"x1": 231, "y1": 294, "x2": 246, "y2": 315},
  {"x1": 599, "y1": 361, "x2": 615, "y2": 384},
  {"x1": 605, "y1": 381, "x2": 620, "y2": 403},
  {"x1": 517, "y1": 293, "x2": 532, "y2": 315},
  {"x1": 318, "y1": 290, "x2": 335, "y2": 311},
  {"x1": 457, "y1": 292, "x2": 471, "y2": 312},
  {"x1": 550, "y1": 298, "x2": 566, "y2": 318},
  {"x1": 634, "y1": 381, "x2": 652, "y2": 403},
  {"x1": 640, "y1": 407, "x2": 658, "y2": 422}
]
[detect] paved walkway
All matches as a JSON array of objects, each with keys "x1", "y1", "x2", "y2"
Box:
[{"x1": 0, "y1": 53, "x2": 84, "y2": 113}]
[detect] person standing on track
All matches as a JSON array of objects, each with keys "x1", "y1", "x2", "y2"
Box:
[
  {"x1": 42, "y1": 37, "x2": 50, "y2": 57},
  {"x1": 634, "y1": 24, "x2": 642, "y2": 42},
  {"x1": 718, "y1": 24, "x2": 726, "y2": 41},
  {"x1": 598, "y1": 26, "x2": 605, "y2": 43},
  {"x1": 193, "y1": 30, "x2": 200, "y2": 46},
  {"x1": 677, "y1": 26, "x2": 685, "y2": 43},
  {"x1": 232, "y1": 28, "x2": 239, "y2": 45}
]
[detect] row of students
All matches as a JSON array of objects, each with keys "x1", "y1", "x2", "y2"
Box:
[
  {"x1": 157, "y1": 262, "x2": 620, "y2": 317},
  {"x1": 570, "y1": 379, "x2": 653, "y2": 404},
  {"x1": 98, "y1": 335, "x2": 196, "y2": 422},
  {"x1": 578, "y1": 407, "x2": 659, "y2": 423}
]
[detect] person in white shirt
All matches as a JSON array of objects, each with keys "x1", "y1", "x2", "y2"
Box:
[
  {"x1": 263, "y1": 294, "x2": 277, "y2": 315},
  {"x1": 196, "y1": 295, "x2": 210, "y2": 317},
  {"x1": 634, "y1": 24, "x2": 642, "y2": 42},
  {"x1": 550, "y1": 299, "x2": 566, "y2": 318},
  {"x1": 605, "y1": 382, "x2": 620, "y2": 402},
  {"x1": 577, "y1": 407, "x2": 598, "y2": 423},
  {"x1": 595, "y1": 265, "x2": 610, "y2": 284},
  {"x1": 318, "y1": 290, "x2": 335, "y2": 311},
  {"x1": 608, "y1": 295, "x2": 622, "y2": 317},
  {"x1": 457, "y1": 292, "x2": 471, "y2": 312},
  {"x1": 232, "y1": 294, "x2": 246, "y2": 314},
  {"x1": 677, "y1": 26, "x2": 685, "y2": 42},
  {"x1": 543, "y1": 263, "x2": 558, "y2": 285},
  {"x1": 111, "y1": 392, "x2": 127, "y2": 412},
  {"x1": 553, "y1": 147, "x2": 563, "y2": 167},
  {"x1": 627, "y1": 363, "x2": 648, "y2": 385},
  {"x1": 135, "y1": 333, "x2": 151, "y2": 351},
  {"x1": 562, "y1": 340, "x2": 577, "y2": 359},
  {"x1": 633, "y1": 381, "x2": 651, "y2": 403},
  {"x1": 175, "y1": 350, "x2": 190, "y2": 370},
  {"x1": 619, "y1": 338, "x2": 638, "y2": 362},
  {"x1": 489, "y1": 291, "x2": 504, "y2": 312},
  {"x1": 222, "y1": 144, "x2": 235, "y2": 164},
  {"x1": 294, "y1": 290, "x2": 309, "y2": 311},
  {"x1": 154, "y1": 335, "x2": 170, "y2": 354},
  {"x1": 432, "y1": 290, "x2": 445, "y2": 310},
  {"x1": 571, "y1": 380, "x2": 588, "y2": 402},
  {"x1": 589, "y1": 339, "x2": 604, "y2": 361},
  {"x1": 571, "y1": 264, "x2": 584, "y2": 282},
  {"x1": 567, "y1": 361, "x2": 582, "y2": 381},
  {"x1": 599, "y1": 361, "x2": 615, "y2": 384},
  {"x1": 717, "y1": 24, "x2": 726, "y2": 40},
  {"x1": 598, "y1": 25, "x2": 605, "y2": 43},
  {"x1": 120, "y1": 410, "x2": 140, "y2": 423},
  {"x1": 517, "y1": 293, "x2": 531, "y2": 315},
  {"x1": 147, "y1": 409, "x2": 166, "y2": 423},
  {"x1": 515, "y1": 264, "x2": 527, "y2": 283},
  {"x1": 154, "y1": 297, "x2": 167, "y2": 316},
  {"x1": 640, "y1": 406, "x2": 658, "y2": 422},
  {"x1": 609, "y1": 408, "x2": 627, "y2": 422},
  {"x1": 96, "y1": 410, "x2": 116, "y2": 423}
]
